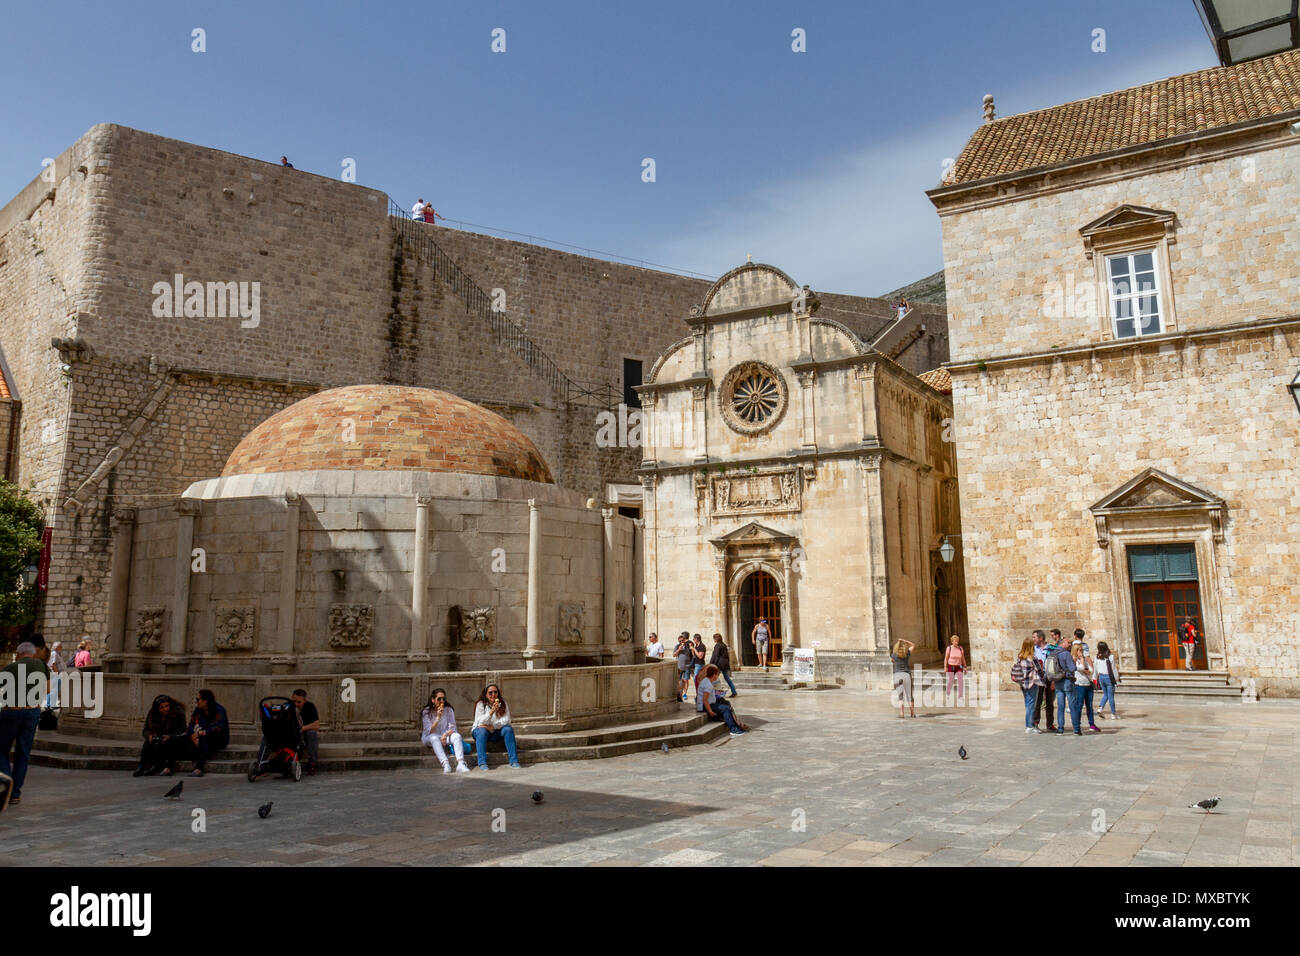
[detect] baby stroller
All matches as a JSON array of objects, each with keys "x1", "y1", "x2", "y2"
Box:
[{"x1": 247, "y1": 697, "x2": 304, "y2": 782}]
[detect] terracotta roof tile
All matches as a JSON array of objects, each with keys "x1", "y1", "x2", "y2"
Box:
[
  {"x1": 945, "y1": 49, "x2": 1300, "y2": 186},
  {"x1": 918, "y1": 367, "x2": 952, "y2": 394}
]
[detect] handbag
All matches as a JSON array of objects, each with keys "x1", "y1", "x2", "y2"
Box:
[{"x1": 38, "y1": 708, "x2": 58, "y2": 731}]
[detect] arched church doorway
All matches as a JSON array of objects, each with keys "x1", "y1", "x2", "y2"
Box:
[{"x1": 738, "y1": 570, "x2": 782, "y2": 667}]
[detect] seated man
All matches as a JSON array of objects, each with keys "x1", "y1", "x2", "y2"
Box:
[
  {"x1": 291, "y1": 689, "x2": 320, "y2": 774},
  {"x1": 697, "y1": 665, "x2": 747, "y2": 737},
  {"x1": 185, "y1": 688, "x2": 229, "y2": 776}
]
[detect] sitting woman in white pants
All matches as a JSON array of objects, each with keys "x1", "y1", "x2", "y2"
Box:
[{"x1": 420, "y1": 688, "x2": 470, "y2": 773}]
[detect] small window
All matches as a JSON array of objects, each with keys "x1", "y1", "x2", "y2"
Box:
[
  {"x1": 1107, "y1": 250, "x2": 1162, "y2": 339},
  {"x1": 623, "y1": 358, "x2": 643, "y2": 408}
]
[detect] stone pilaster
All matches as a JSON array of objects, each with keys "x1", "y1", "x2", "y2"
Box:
[
  {"x1": 105, "y1": 508, "x2": 136, "y2": 661},
  {"x1": 409, "y1": 494, "x2": 432, "y2": 664},
  {"x1": 166, "y1": 499, "x2": 201, "y2": 664},
  {"x1": 602, "y1": 507, "x2": 617, "y2": 662},
  {"x1": 524, "y1": 498, "x2": 544, "y2": 669},
  {"x1": 274, "y1": 492, "x2": 300, "y2": 666}
]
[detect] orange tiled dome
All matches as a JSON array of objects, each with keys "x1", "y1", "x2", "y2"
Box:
[{"x1": 222, "y1": 385, "x2": 553, "y2": 482}]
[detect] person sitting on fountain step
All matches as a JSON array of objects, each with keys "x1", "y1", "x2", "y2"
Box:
[
  {"x1": 471, "y1": 683, "x2": 520, "y2": 769},
  {"x1": 421, "y1": 687, "x2": 470, "y2": 773},
  {"x1": 135, "y1": 695, "x2": 187, "y2": 776}
]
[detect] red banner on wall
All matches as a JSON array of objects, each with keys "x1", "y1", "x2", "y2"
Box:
[{"x1": 37, "y1": 527, "x2": 52, "y2": 590}]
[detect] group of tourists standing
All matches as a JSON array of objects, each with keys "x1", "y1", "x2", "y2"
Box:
[{"x1": 1012, "y1": 628, "x2": 1120, "y2": 735}]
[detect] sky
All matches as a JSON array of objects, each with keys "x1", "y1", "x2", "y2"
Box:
[{"x1": 0, "y1": 0, "x2": 1223, "y2": 296}]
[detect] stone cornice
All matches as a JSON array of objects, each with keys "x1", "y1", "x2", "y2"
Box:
[
  {"x1": 636, "y1": 443, "x2": 945, "y2": 480},
  {"x1": 946, "y1": 314, "x2": 1300, "y2": 374}
]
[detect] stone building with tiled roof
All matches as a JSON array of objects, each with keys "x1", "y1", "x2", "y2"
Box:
[{"x1": 929, "y1": 49, "x2": 1300, "y2": 697}]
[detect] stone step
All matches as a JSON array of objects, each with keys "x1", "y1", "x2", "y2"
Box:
[{"x1": 28, "y1": 711, "x2": 730, "y2": 773}]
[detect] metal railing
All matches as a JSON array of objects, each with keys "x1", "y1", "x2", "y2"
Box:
[{"x1": 389, "y1": 201, "x2": 616, "y2": 408}]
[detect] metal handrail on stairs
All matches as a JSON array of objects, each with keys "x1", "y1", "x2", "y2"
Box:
[{"x1": 388, "y1": 201, "x2": 616, "y2": 409}]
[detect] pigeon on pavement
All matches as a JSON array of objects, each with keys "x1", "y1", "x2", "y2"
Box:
[
  {"x1": 258, "y1": 801, "x2": 274, "y2": 818},
  {"x1": 531, "y1": 791, "x2": 544, "y2": 805},
  {"x1": 163, "y1": 781, "x2": 183, "y2": 800},
  {"x1": 958, "y1": 746, "x2": 968, "y2": 760},
  {"x1": 661, "y1": 743, "x2": 669, "y2": 753},
  {"x1": 1188, "y1": 797, "x2": 1220, "y2": 812}
]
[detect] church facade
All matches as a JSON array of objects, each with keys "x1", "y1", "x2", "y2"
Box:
[
  {"x1": 930, "y1": 50, "x2": 1300, "y2": 695},
  {"x1": 638, "y1": 263, "x2": 965, "y2": 687}
]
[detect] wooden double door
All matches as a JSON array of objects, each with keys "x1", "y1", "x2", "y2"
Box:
[
  {"x1": 738, "y1": 571, "x2": 782, "y2": 667},
  {"x1": 1130, "y1": 544, "x2": 1205, "y2": 670}
]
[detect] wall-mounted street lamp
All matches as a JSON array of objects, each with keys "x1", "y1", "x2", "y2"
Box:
[
  {"x1": 1290, "y1": 367, "x2": 1300, "y2": 416},
  {"x1": 1194, "y1": 1, "x2": 1300, "y2": 66},
  {"x1": 939, "y1": 536, "x2": 958, "y2": 563},
  {"x1": 21, "y1": 564, "x2": 39, "y2": 589}
]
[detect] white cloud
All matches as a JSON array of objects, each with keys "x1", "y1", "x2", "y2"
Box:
[{"x1": 650, "y1": 43, "x2": 1212, "y2": 298}]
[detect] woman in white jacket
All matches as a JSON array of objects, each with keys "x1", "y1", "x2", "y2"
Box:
[
  {"x1": 420, "y1": 688, "x2": 470, "y2": 773},
  {"x1": 471, "y1": 683, "x2": 521, "y2": 769}
]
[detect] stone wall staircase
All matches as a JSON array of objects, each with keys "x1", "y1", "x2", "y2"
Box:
[
  {"x1": 1112, "y1": 670, "x2": 1241, "y2": 703},
  {"x1": 29, "y1": 709, "x2": 728, "y2": 774},
  {"x1": 389, "y1": 205, "x2": 614, "y2": 409}
]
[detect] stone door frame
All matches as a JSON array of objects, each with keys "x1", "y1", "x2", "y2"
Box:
[
  {"x1": 1090, "y1": 470, "x2": 1227, "y2": 672},
  {"x1": 710, "y1": 522, "x2": 798, "y2": 674}
]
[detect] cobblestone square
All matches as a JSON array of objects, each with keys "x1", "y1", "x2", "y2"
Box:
[{"x1": 4, "y1": 689, "x2": 1296, "y2": 867}]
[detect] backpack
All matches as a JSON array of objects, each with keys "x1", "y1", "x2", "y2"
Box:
[
  {"x1": 1044, "y1": 650, "x2": 1067, "y2": 682},
  {"x1": 1010, "y1": 659, "x2": 1027, "y2": 686}
]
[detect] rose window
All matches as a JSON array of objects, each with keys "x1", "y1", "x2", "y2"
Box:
[{"x1": 719, "y1": 361, "x2": 788, "y2": 435}]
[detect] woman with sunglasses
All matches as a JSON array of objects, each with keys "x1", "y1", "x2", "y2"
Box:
[
  {"x1": 420, "y1": 687, "x2": 470, "y2": 773},
  {"x1": 471, "y1": 683, "x2": 521, "y2": 769}
]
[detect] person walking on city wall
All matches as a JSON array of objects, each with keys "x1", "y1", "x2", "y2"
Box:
[
  {"x1": 0, "y1": 642, "x2": 47, "y2": 805},
  {"x1": 1010, "y1": 637, "x2": 1044, "y2": 733},
  {"x1": 943, "y1": 634, "x2": 966, "y2": 705},
  {"x1": 420, "y1": 687, "x2": 469, "y2": 774},
  {"x1": 471, "y1": 683, "x2": 520, "y2": 769},
  {"x1": 423, "y1": 204, "x2": 443, "y2": 224},
  {"x1": 697, "y1": 665, "x2": 747, "y2": 736},
  {"x1": 1047, "y1": 637, "x2": 1077, "y2": 734},
  {"x1": 891, "y1": 638, "x2": 916, "y2": 718},
  {"x1": 1073, "y1": 641, "x2": 1099, "y2": 733},
  {"x1": 412, "y1": 197, "x2": 426, "y2": 220},
  {"x1": 751, "y1": 618, "x2": 771, "y2": 670},
  {"x1": 675, "y1": 633, "x2": 693, "y2": 701},
  {"x1": 1095, "y1": 642, "x2": 1120, "y2": 719},
  {"x1": 709, "y1": 633, "x2": 738, "y2": 698},
  {"x1": 1032, "y1": 630, "x2": 1055, "y2": 732}
]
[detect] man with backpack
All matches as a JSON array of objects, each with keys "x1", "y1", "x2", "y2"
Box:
[
  {"x1": 1044, "y1": 631, "x2": 1077, "y2": 734},
  {"x1": 1031, "y1": 630, "x2": 1055, "y2": 732}
]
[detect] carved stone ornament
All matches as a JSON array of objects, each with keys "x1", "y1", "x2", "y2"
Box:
[
  {"x1": 214, "y1": 606, "x2": 256, "y2": 650},
  {"x1": 711, "y1": 468, "x2": 800, "y2": 517},
  {"x1": 456, "y1": 605, "x2": 496, "y2": 644},
  {"x1": 718, "y1": 361, "x2": 788, "y2": 435},
  {"x1": 616, "y1": 601, "x2": 632, "y2": 642},
  {"x1": 328, "y1": 603, "x2": 374, "y2": 648},
  {"x1": 558, "y1": 603, "x2": 585, "y2": 644},
  {"x1": 137, "y1": 606, "x2": 165, "y2": 650}
]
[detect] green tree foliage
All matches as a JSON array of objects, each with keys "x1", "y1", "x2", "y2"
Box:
[{"x1": 0, "y1": 481, "x2": 44, "y2": 627}]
